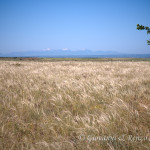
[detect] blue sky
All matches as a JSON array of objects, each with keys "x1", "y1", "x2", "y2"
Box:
[{"x1": 0, "y1": 0, "x2": 150, "y2": 54}]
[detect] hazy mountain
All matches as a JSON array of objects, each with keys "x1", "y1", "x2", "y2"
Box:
[{"x1": 1, "y1": 49, "x2": 120, "y2": 57}]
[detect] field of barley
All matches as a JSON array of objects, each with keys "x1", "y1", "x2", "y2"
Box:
[{"x1": 0, "y1": 60, "x2": 150, "y2": 150}]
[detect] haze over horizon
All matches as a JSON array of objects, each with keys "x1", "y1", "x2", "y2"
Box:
[{"x1": 0, "y1": 0, "x2": 150, "y2": 55}]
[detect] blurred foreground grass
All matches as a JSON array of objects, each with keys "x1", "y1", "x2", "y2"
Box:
[{"x1": 0, "y1": 60, "x2": 150, "y2": 150}]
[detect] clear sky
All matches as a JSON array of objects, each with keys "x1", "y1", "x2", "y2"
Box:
[{"x1": 0, "y1": 0, "x2": 150, "y2": 54}]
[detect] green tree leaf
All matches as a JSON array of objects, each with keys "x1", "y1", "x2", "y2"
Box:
[{"x1": 137, "y1": 24, "x2": 150, "y2": 45}]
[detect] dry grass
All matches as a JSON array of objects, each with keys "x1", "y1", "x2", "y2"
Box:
[{"x1": 0, "y1": 61, "x2": 150, "y2": 150}]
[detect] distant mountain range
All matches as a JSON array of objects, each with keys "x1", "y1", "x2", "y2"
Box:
[{"x1": 0, "y1": 49, "x2": 120, "y2": 57}]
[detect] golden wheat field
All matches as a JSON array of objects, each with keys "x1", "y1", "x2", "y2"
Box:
[{"x1": 0, "y1": 60, "x2": 150, "y2": 150}]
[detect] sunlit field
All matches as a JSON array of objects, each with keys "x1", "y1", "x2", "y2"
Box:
[{"x1": 0, "y1": 60, "x2": 150, "y2": 150}]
